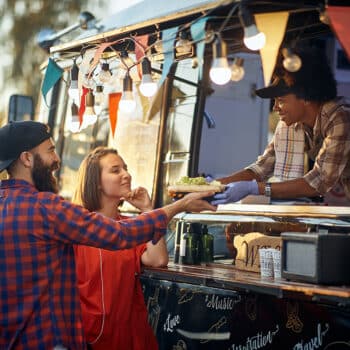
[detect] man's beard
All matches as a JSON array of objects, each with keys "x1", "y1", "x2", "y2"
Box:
[{"x1": 32, "y1": 154, "x2": 59, "y2": 193}]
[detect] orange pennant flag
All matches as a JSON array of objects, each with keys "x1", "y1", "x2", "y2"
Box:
[{"x1": 109, "y1": 92, "x2": 122, "y2": 137}]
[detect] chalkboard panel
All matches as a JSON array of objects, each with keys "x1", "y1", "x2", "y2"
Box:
[{"x1": 141, "y1": 276, "x2": 350, "y2": 349}]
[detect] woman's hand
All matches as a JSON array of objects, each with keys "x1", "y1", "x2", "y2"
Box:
[{"x1": 123, "y1": 187, "x2": 153, "y2": 212}]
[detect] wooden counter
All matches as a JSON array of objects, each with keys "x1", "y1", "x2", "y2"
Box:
[{"x1": 143, "y1": 261, "x2": 350, "y2": 305}]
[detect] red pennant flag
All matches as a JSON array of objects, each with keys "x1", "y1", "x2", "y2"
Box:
[
  {"x1": 109, "y1": 92, "x2": 122, "y2": 137},
  {"x1": 78, "y1": 86, "x2": 89, "y2": 126},
  {"x1": 135, "y1": 35, "x2": 149, "y2": 78},
  {"x1": 328, "y1": 6, "x2": 350, "y2": 61}
]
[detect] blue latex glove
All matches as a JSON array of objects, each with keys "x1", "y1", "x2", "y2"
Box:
[
  {"x1": 205, "y1": 175, "x2": 214, "y2": 183},
  {"x1": 211, "y1": 180, "x2": 259, "y2": 205}
]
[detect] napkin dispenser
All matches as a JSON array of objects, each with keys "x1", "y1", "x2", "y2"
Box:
[{"x1": 281, "y1": 232, "x2": 350, "y2": 285}]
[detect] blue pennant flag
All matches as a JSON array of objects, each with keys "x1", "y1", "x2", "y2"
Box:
[
  {"x1": 191, "y1": 17, "x2": 209, "y2": 80},
  {"x1": 159, "y1": 26, "x2": 178, "y2": 87},
  {"x1": 41, "y1": 58, "x2": 63, "y2": 106}
]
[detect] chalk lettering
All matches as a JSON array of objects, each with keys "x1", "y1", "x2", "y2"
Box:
[
  {"x1": 293, "y1": 323, "x2": 329, "y2": 350},
  {"x1": 205, "y1": 295, "x2": 237, "y2": 311},
  {"x1": 230, "y1": 325, "x2": 279, "y2": 350},
  {"x1": 163, "y1": 313, "x2": 180, "y2": 333}
]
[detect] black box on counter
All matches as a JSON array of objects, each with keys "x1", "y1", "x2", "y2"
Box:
[{"x1": 281, "y1": 232, "x2": 350, "y2": 285}]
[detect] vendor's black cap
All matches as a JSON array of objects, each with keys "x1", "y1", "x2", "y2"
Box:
[
  {"x1": 0, "y1": 121, "x2": 51, "y2": 172},
  {"x1": 255, "y1": 77, "x2": 298, "y2": 98}
]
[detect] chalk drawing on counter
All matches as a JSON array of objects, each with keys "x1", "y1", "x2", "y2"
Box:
[
  {"x1": 324, "y1": 341, "x2": 350, "y2": 349},
  {"x1": 229, "y1": 325, "x2": 280, "y2": 350},
  {"x1": 147, "y1": 287, "x2": 161, "y2": 333},
  {"x1": 200, "y1": 316, "x2": 228, "y2": 344},
  {"x1": 172, "y1": 339, "x2": 187, "y2": 350},
  {"x1": 175, "y1": 316, "x2": 230, "y2": 342},
  {"x1": 178, "y1": 289, "x2": 201, "y2": 304},
  {"x1": 205, "y1": 294, "x2": 241, "y2": 311},
  {"x1": 292, "y1": 323, "x2": 329, "y2": 350},
  {"x1": 286, "y1": 301, "x2": 304, "y2": 333},
  {"x1": 163, "y1": 313, "x2": 181, "y2": 333},
  {"x1": 245, "y1": 295, "x2": 258, "y2": 321}
]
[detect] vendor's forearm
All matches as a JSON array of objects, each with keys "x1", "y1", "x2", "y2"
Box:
[
  {"x1": 257, "y1": 178, "x2": 319, "y2": 199},
  {"x1": 218, "y1": 169, "x2": 260, "y2": 184}
]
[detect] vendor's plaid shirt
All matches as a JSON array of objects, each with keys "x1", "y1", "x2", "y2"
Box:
[
  {"x1": 0, "y1": 179, "x2": 167, "y2": 350},
  {"x1": 247, "y1": 97, "x2": 350, "y2": 199}
]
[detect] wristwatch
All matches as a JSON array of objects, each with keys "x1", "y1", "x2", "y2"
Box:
[{"x1": 264, "y1": 182, "x2": 272, "y2": 198}]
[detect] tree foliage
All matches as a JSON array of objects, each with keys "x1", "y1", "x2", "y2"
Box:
[{"x1": 0, "y1": 0, "x2": 92, "y2": 110}]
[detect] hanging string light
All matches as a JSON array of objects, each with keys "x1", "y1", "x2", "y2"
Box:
[
  {"x1": 82, "y1": 89, "x2": 97, "y2": 127},
  {"x1": 93, "y1": 85, "x2": 104, "y2": 115},
  {"x1": 68, "y1": 102, "x2": 80, "y2": 133},
  {"x1": 239, "y1": 3, "x2": 266, "y2": 51},
  {"x1": 282, "y1": 48, "x2": 302, "y2": 72},
  {"x1": 68, "y1": 60, "x2": 80, "y2": 105},
  {"x1": 209, "y1": 35, "x2": 231, "y2": 85},
  {"x1": 175, "y1": 31, "x2": 193, "y2": 55},
  {"x1": 231, "y1": 57, "x2": 245, "y2": 81},
  {"x1": 119, "y1": 73, "x2": 136, "y2": 113},
  {"x1": 139, "y1": 57, "x2": 158, "y2": 97},
  {"x1": 98, "y1": 62, "x2": 112, "y2": 83}
]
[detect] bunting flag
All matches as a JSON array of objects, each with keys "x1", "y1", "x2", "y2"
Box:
[
  {"x1": 158, "y1": 26, "x2": 178, "y2": 87},
  {"x1": 327, "y1": 6, "x2": 350, "y2": 60},
  {"x1": 255, "y1": 11, "x2": 289, "y2": 86},
  {"x1": 41, "y1": 58, "x2": 63, "y2": 106},
  {"x1": 109, "y1": 92, "x2": 122, "y2": 137},
  {"x1": 88, "y1": 42, "x2": 115, "y2": 77},
  {"x1": 135, "y1": 34, "x2": 149, "y2": 78},
  {"x1": 78, "y1": 86, "x2": 89, "y2": 126},
  {"x1": 190, "y1": 17, "x2": 209, "y2": 80}
]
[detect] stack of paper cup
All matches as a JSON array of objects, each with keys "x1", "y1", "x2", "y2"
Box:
[
  {"x1": 271, "y1": 249, "x2": 281, "y2": 279},
  {"x1": 259, "y1": 248, "x2": 282, "y2": 280},
  {"x1": 259, "y1": 248, "x2": 274, "y2": 279}
]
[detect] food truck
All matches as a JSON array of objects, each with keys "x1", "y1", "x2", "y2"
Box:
[{"x1": 8, "y1": 0, "x2": 350, "y2": 348}]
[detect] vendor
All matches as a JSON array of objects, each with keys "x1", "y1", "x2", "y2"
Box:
[{"x1": 212, "y1": 47, "x2": 350, "y2": 206}]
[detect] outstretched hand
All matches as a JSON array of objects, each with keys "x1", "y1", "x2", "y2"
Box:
[
  {"x1": 177, "y1": 191, "x2": 218, "y2": 213},
  {"x1": 211, "y1": 180, "x2": 259, "y2": 205},
  {"x1": 124, "y1": 187, "x2": 153, "y2": 212}
]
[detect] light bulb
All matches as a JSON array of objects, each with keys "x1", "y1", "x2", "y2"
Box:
[
  {"x1": 243, "y1": 27, "x2": 266, "y2": 51},
  {"x1": 140, "y1": 80, "x2": 158, "y2": 97},
  {"x1": 83, "y1": 90, "x2": 97, "y2": 127},
  {"x1": 239, "y1": 5, "x2": 266, "y2": 51},
  {"x1": 210, "y1": 60, "x2": 232, "y2": 85},
  {"x1": 68, "y1": 80, "x2": 80, "y2": 106},
  {"x1": 98, "y1": 63, "x2": 112, "y2": 83},
  {"x1": 68, "y1": 61, "x2": 80, "y2": 105},
  {"x1": 94, "y1": 85, "x2": 104, "y2": 115},
  {"x1": 139, "y1": 58, "x2": 157, "y2": 97},
  {"x1": 154, "y1": 39, "x2": 163, "y2": 53},
  {"x1": 119, "y1": 91, "x2": 136, "y2": 113},
  {"x1": 282, "y1": 48, "x2": 302, "y2": 72},
  {"x1": 209, "y1": 37, "x2": 231, "y2": 85},
  {"x1": 119, "y1": 74, "x2": 136, "y2": 113},
  {"x1": 231, "y1": 58, "x2": 245, "y2": 82},
  {"x1": 175, "y1": 32, "x2": 192, "y2": 55},
  {"x1": 68, "y1": 103, "x2": 80, "y2": 133}
]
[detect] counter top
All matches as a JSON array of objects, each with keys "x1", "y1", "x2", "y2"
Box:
[{"x1": 142, "y1": 262, "x2": 350, "y2": 305}]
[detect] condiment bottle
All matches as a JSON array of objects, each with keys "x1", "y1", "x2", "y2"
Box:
[
  {"x1": 201, "y1": 224, "x2": 214, "y2": 263},
  {"x1": 179, "y1": 223, "x2": 200, "y2": 265}
]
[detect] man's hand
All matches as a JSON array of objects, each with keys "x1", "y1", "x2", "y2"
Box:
[
  {"x1": 162, "y1": 191, "x2": 217, "y2": 219},
  {"x1": 211, "y1": 180, "x2": 259, "y2": 205}
]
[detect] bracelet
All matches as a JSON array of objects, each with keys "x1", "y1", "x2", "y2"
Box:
[{"x1": 264, "y1": 182, "x2": 272, "y2": 198}]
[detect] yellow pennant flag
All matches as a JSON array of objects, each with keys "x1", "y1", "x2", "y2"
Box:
[{"x1": 255, "y1": 11, "x2": 289, "y2": 86}]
